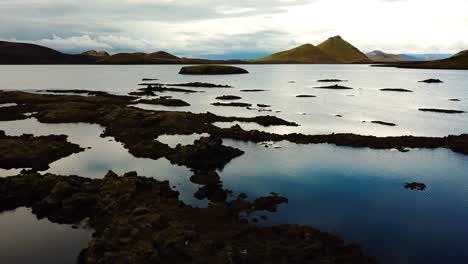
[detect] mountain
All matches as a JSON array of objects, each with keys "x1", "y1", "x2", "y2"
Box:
[
  {"x1": 97, "y1": 52, "x2": 181, "y2": 64},
  {"x1": 252, "y1": 44, "x2": 340, "y2": 64},
  {"x1": 252, "y1": 36, "x2": 369, "y2": 64},
  {"x1": 366, "y1": 50, "x2": 419, "y2": 62},
  {"x1": 81, "y1": 50, "x2": 110, "y2": 57},
  {"x1": 317, "y1": 36, "x2": 370, "y2": 63},
  {"x1": 366, "y1": 50, "x2": 402, "y2": 62},
  {"x1": 379, "y1": 50, "x2": 468, "y2": 70},
  {"x1": 0, "y1": 41, "x2": 95, "y2": 64},
  {"x1": 96, "y1": 52, "x2": 244, "y2": 65}
]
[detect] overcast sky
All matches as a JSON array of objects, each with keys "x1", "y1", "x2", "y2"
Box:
[{"x1": 0, "y1": 0, "x2": 467, "y2": 58}]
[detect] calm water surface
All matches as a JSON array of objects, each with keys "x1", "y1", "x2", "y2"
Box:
[
  {"x1": 0, "y1": 207, "x2": 92, "y2": 264},
  {"x1": 0, "y1": 65, "x2": 467, "y2": 263}
]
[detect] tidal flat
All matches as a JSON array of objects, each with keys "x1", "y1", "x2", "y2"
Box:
[{"x1": 0, "y1": 64, "x2": 467, "y2": 264}]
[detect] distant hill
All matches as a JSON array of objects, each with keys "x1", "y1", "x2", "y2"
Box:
[
  {"x1": 317, "y1": 36, "x2": 370, "y2": 63},
  {"x1": 377, "y1": 50, "x2": 468, "y2": 70},
  {"x1": 0, "y1": 41, "x2": 95, "y2": 64},
  {"x1": 252, "y1": 36, "x2": 369, "y2": 64},
  {"x1": 366, "y1": 50, "x2": 419, "y2": 62},
  {"x1": 252, "y1": 44, "x2": 340, "y2": 64},
  {"x1": 81, "y1": 50, "x2": 110, "y2": 57},
  {"x1": 96, "y1": 52, "x2": 244, "y2": 64},
  {"x1": 97, "y1": 52, "x2": 181, "y2": 64}
]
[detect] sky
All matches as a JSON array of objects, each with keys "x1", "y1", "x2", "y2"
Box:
[{"x1": 0, "y1": 0, "x2": 467, "y2": 58}]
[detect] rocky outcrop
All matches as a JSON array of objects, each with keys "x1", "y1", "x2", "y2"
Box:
[
  {"x1": 0, "y1": 171, "x2": 374, "y2": 264},
  {"x1": 0, "y1": 131, "x2": 84, "y2": 170}
]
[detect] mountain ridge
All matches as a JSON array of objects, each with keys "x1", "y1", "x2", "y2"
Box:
[{"x1": 252, "y1": 36, "x2": 370, "y2": 64}]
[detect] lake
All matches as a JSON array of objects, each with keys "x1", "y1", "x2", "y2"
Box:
[{"x1": 0, "y1": 64, "x2": 467, "y2": 263}]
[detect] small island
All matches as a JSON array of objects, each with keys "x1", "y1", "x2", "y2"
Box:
[{"x1": 179, "y1": 65, "x2": 249, "y2": 75}]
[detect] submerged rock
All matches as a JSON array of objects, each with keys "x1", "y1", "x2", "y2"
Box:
[
  {"x1": 215, "y1": 95, "x2": 242, "y2": 100},
  {"x1": 179, "y1": 65, "x2": 249, "y2": 75},
  {"x1": 419, "y1": 108, "x2": 465, "y2": 114},
  {"x1": 168, "y1": 82, "x2": 232, "y2": 88},
  {"x1": 370, "y1": 121, "x2": 397, "y2": 127},
  {"x1": 240, "y1": 89, "x2": 267, "y2": 92},
  {"x1": 296, "y1": 95, "x2": 316, "y2": 98},
  {"x1": 419, "y1": 79, "x2": 443, "y2": 83},
  {"x1": 380, "y1": 88, "x2": 413, "y2": 92},
  {"x1": 212, "y1": 102, "x2": 252, "y2": 107},
  {"x1": 314, "y1": 84, "x2": 353, "y2": 90},
  {"x1": 404, "y1": 182, "x2": 427, "y2": 191},
  {"x1": 317, "y1": 79, "x2": 348, "y2": 82}
]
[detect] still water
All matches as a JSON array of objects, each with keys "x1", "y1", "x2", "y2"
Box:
[
  {"x1": 0, "y1": 207, "x2": 92, "y2": 264},
  {"x1": 0, "y1": 65, "x2": 467, "y2": 263}
]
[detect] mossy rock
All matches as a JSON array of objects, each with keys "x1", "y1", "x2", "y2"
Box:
[{"x1": 179, "y1": 65, "x2": 248, "y2": 75}]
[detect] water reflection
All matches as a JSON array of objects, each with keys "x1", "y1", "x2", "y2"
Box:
[
  {"x1": 0, "y1": 118, "x2": 205, "y2": 206},
  {"x1": 0, "y1": 207, "x2": 92, "y2": 264},
  {"x1": 1, "y1": 65, "x2": 466, "y2": 137},
  {"x1": 219, "y1": 140, "x2": 468, "y2": 264}
]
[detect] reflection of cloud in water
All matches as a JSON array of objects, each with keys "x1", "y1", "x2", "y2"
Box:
[
  {"x1": 0, "y1": 207, "x2": 92, "y2": 264},
  {"x1": 0, "y1": 118, "x2": 205, "y2": 206},
  {"x1": 219, "y1": 140, "x2": 468, "y2": 264},
  {"x1": 157, "y1": 133, "x2": 210, "y2": 148}
]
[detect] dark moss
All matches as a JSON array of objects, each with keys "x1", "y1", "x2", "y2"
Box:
[
  {"x1": 419, "y1": 108, "x2": 465, "y2": 114},
  {"x1": 137, "y1": 98, "x2": 190, "y2": 107},
  {"x1": 215, "y1": 95, "x2": 242, "y2": 100},
  {"x1": 0, "y1": 171, "x2": 374, "y2": 264},
  {"x1": 44, "y1": 89, "x2": 110, "y2": 96},
  {"x1": 0, "y1": 106, "x2": 28, "y2": 121},
  {"x1": 2, "y1": 90, "x2": 467, "y2": 162},
  {"x1": 0, "y1": 131, "x2": 83, "y2": 170},
  {"x1": 380, "y1": 88, "x2": 413, "y2": 92},
  {"x1": 179, "y1": 65, "x2": 249, "y2": 75},
  {"x1": 314, "y1": 84, "x2": 353, "y2": 90}
]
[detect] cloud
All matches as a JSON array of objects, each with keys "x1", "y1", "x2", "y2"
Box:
[{"x1": 0, "y1": 0, "x2": 466, "y2": 57}]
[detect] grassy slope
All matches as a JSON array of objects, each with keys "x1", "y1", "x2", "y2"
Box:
[
  {"x1": 317, "y1": 36, "x2": 370, "y2": 63},
  {"x1": 251, "y1": 44, "x2": 339, "y2": 64}
]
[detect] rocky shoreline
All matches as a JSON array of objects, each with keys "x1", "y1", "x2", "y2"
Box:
[
  {"x1": 0, "y1": 171, "x2": 374, "y2": 264},
  {"x1": 1, "y1": 88, "x2": 468, "y2": 263}
]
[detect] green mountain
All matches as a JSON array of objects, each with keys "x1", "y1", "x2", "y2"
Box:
[
  {"x1": 252, "y1": 44, "x2": 340, "y2": 64},
  {"x1": 317, "y1": 36, "x2": 370, "y2": 63},
  {"x1": 253, "y1": 36, "x2": 369, "y2": 64}
]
